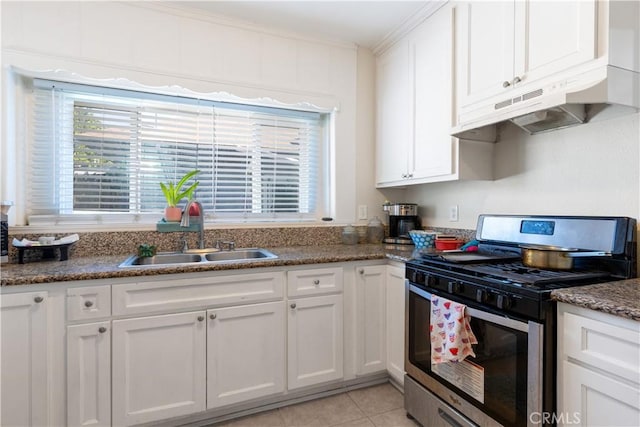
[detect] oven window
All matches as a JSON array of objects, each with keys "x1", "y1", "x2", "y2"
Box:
[{"x1": 408, "y1": 289, "x2": 529, "y2": 427}]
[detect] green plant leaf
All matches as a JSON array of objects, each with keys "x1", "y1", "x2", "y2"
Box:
[{"x1": 159, "y1": 170, "x2": 200, "y2": 207}]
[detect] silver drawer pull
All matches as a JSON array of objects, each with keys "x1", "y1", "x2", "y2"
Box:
[
  {"x1": 84, "y1": 300, "x2": 94, "y2": 308},
  {"x1": 98, "y1": 327, "x2": 107, "y2": 334},
  {"x1": 503, "y1": 80, "x2": 511, "y2": 88},
  {"x1": 197, "y1": 316, "x2": 205, "y2": 322},
  {"x1": 210, "y1": 313, "x2": 217, "y2": 320},
  {"x1": 34, "y1": 296, "x2": 44, "y2": 303},
  {"x1": 313, "y1": 279, "x2": 320, "y2": 285},
  {"x1": 290, "y1": 303, "x2": 297, "y2": 309}
]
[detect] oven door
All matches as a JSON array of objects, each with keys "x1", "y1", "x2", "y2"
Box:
[{"x1": 405, "y1": 284, "x2": 543, "y2": 427}]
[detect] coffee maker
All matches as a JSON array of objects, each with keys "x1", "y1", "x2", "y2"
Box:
[
  {"x1": 1, "y1": 201, "x2": 13, "y2": 263},
  {"x1": 383, "y1": 203, "x2": 421, "y2": 244}
]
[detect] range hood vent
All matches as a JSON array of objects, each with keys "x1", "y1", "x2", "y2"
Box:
[
  {"x1": 452, "y1": 65, "x2": 640, "y2": 140},
  {"x1": 510, "y1": 104, "x2": 586, "y2": 134}
]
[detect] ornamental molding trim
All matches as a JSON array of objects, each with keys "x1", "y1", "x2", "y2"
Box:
[{"x1": 11, "y1": 66, "x2": 339, "y2": 113}]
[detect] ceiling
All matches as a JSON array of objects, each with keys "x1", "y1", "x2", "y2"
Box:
[{"x1": 167, "y1": 1, "x2": 430, "y2": 49}]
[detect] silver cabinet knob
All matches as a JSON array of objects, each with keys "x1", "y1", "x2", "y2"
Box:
[
  {"x1": 210, "y1": 313, "x2": 217, "y2": 320},
  {"x1": 290, "y1": 303, "x2": 297, "y2": 309},
  {"x1": 84, "y1": 300, "x2": 94, "y2": 308},
  {"x1": 34, "y1": 296, "x2": 44, "y2": 303},
  {"x1": 503, "y1": 80, "x2": 511, "y2": 88},
  {"x1": 513, "y1": 76, "x2": 522, "y2": 84},
  {"x1": 359, "y1": 269, "x2": 365, "y2": 275},
  {"x1": 197, "y1": 316, "x2": 205, "y2": 322},
  {"x1": 313, "y1": 279, "x2": 320, "y2": 285},
  {"x1": 98, "y1": 327, "x2": 107, "y2": 334}
]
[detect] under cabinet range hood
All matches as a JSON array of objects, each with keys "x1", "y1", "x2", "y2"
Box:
[{"x1": 452, "y1": 65, "x2": 640, "y2": 139}]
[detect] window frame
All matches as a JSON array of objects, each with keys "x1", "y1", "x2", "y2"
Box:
[{"x1": 23, "y1": 77, "x2": 334, "y2": 227}]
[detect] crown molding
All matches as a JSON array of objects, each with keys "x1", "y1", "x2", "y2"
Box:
[{"x1": 372, "y1": 1, "x2": 448, "y2": 56}]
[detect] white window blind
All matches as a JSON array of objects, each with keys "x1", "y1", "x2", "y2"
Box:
[{"x1": 28, "y1": 80, "x2": 325, "y2": 224}]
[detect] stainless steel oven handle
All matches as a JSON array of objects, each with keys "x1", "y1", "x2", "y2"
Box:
[{"x1": 409, "y1": 284, "x2": 530, "y2": 333}]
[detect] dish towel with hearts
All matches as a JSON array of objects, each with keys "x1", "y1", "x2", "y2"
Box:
[{"x1": 430, "y1": 294, "x2": 478, "y2": 364}]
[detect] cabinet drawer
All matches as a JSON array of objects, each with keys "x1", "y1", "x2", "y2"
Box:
[
  {"x1": 563, "y1": 311, "x2": 640, "y2": 382},
  {"x1": 287, "y1": 267, "x2": 343, "y2": 297},
  {"x1": 67, "y1": 285, "x2": 111, "y2": 321},
  {"x1": 112, "y1": 272, "x2": 285, "y2": 316}
]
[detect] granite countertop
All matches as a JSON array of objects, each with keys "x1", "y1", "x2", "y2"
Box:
[
  {"x1": 0, "y1": 244, "x2": 416, "y2": 287},
  {"x1": 551, "y1": 278, "x2": 640, "y2": 321}
]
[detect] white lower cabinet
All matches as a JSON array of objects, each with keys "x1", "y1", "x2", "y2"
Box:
[
  {"x1": 287, "y1": 293, "x2": 344, "y2": 389},
  {"x1": 385, "y1": 263, "x2": 406, "y2": 385},
  {"x1": 557, "y1": 303, "x2": 640, "y2": 427},
  {"x1": 207, "y1": 301, "x2": 285, "y2": 408},
  {"x1": 355, "y1": 265, "x2": 386, "y2": 375},
  {"x1": 0, "y1": 291, "x2": 49, "y2": 427},
  {"x1": 112, "y1": 311, "x2": 207, "y2": 426},
  {"x1": 67, "y1": 321, "x2": 111, "y2": 427}
]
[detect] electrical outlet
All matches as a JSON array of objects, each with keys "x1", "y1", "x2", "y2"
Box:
[
  {"x1": 358, "y1": 205, "x2": 368, "y2": 220},
  {"x1": 449, "y1": 205, "x2": 459, "y2": 222}
]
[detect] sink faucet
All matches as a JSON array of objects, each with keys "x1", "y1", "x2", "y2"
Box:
[{"x1": 181, "y1": 200, "x2": 205, "y2": 249}]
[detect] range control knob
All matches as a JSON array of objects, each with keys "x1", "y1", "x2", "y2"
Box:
[
  {"x1": 426, "y1": 274, "x2": 437, "y2": 287},
  {"x1": 409, "y1": 270, "x2": 426, "y2": 285},
  {"x1": 447, "y1": 281, "x2": 461, "y2": 294},
  {"x1": 496, "y1": 294, "x2": 511, "y2": 310},
  {"x1": 475, "y1": 289, "x2": 487, "y2": 303}
]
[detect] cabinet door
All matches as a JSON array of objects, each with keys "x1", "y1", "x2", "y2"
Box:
[
  {"x1": 112, "y1": 311, "x2": 206, "y2": 426},
  {"x1": 355, "y1": 265, "x2": 386, "y2": 375},
  {"x1": 385, "y1": 264, "x2": 406, "y2": 385},
  {"x1": 410, "y1": 4, "x2": 454, "y2": 180},
  {"x1": 514, "y1": 0, "x2": 596, "y2": 87},
  {"x1": 376, "y1": 40, "x2": 410, "y2": 186},
  {"x1": 562, "y1": 361, "x2": 640, "y2": 427},
  {"x1": 67, "y1": 322, "x2": 111, "y2": 427},
  {"x1": 288, "y1": 294, "x2": 343, "y2": 389},
  {"x1": 456, "y1": 1, "x2": 515, "y2": 109},
  {"x1": 0, "y1": 291, "x2": 48, "y2": 426},
  {"x1": 207, "y1": 302, "x2": 285, "y2": 408}
]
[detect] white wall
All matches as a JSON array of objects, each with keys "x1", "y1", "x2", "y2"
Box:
[
  {"x1": 1, "y1": 1, "x2": 383, "y2": 227},
  {"x1": 404, "y1": 112, "x2": 640, "y2": 229}
]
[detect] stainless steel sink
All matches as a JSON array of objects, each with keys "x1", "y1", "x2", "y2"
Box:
[
  {"x1": 119, "y1": 248, "x2": 277, "y2": 268},
  {"x1": 130, "y1": 253, "x2": 202, "y2": 265},
  {"x1": 204, "y1": 249, "x2": 276, "y2": 262}
]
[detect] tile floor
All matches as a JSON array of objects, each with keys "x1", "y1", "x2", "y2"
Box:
[{"x1": 211, "y1": 382, "x2": 420, "y2": 427}]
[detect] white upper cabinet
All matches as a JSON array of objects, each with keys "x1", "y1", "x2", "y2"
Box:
[
  {"x1": 457, "y1": 0, "x2": 596, "y2": 109},
  {"x1": 455, "y1": 0, "x2": 599, "y2": 126},
  {"x1": 375, "y1": 40, "x2": 411, "y2": 185},
  {"x1": 376, "y1": 3, "x2": 493, "y2": 187},
  {"x1": 376, "y1": 4, "x2": 453, "y2": 187}
]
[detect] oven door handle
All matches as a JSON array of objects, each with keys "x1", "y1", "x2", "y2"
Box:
[{"x1": 409, "y1": 284, "x2": 530, "y2": 333}]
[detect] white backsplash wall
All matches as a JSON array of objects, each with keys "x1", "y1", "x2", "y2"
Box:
[{"x1": 405, "y1": 112, "x2": 640, "y2": 229}]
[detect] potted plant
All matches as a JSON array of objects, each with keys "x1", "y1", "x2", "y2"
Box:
[
  {"x1": 137, "y1": 243, "x2": 157, "y2": 258},
  {"x1": 160, "y1": 170, "x2": 200, "y2": 221}
]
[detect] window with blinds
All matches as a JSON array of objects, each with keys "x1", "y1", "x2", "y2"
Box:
[{"x1": 28, "y1": 80, "x2": 326, "y2": 224}]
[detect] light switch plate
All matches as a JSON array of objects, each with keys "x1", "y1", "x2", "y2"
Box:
[
  {"x1": 358, "y1": 205, "x2": 368, "y2": 220},
  {"x1": 449, "y1": 205, "x2": 459, "y2": 222}
]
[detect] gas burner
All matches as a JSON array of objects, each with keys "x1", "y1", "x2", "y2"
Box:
[{"x1": 463, "y1": 261, "x2": 611, "y2": 286}]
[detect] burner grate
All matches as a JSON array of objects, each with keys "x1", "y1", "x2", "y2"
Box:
[{"x1": 464, "y1": 262, "x2": 610, "y2": 285}]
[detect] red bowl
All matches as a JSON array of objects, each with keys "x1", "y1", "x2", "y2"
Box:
[{"x1": 435, "y1": 239, "x2": 464, "y2": 250}]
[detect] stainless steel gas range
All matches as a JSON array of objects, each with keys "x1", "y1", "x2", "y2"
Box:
[{"x1": 404, "y1": 215, "x2": 636, "y2": 427}]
